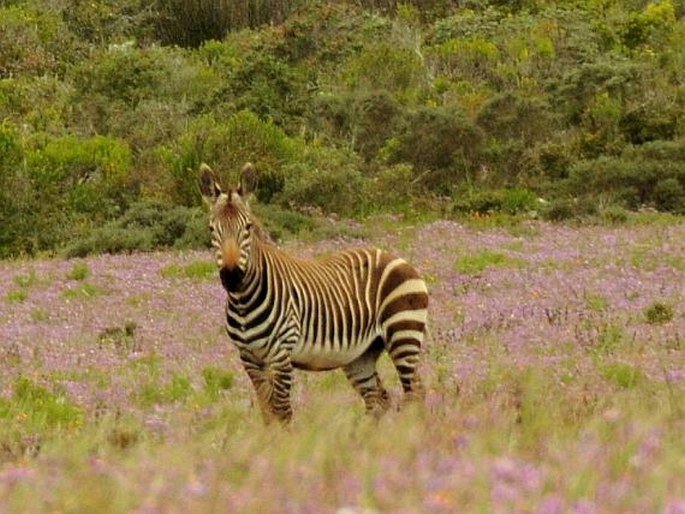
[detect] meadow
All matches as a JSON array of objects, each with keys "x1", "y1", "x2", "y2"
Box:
[{"x1": 0, "y1": 217, "x2": 684, "y2": 513}]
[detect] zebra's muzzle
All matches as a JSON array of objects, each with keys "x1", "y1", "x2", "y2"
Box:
[{"x1": 220, "y1": 266, "x2": 245, "y2": 291}]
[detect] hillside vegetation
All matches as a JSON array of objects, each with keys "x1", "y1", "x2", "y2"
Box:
[{"x1": 1, "y1": 0, "x2": 685, "y2": 257}]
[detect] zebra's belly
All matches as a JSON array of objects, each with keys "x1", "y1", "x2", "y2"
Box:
[{"x1": 290, "y1": 343, "x2": 367, "y2": 371}]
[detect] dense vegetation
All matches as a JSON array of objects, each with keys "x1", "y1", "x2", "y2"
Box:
[{"x1": 1, "y1": 0, "x2": 684, "y2": 257}]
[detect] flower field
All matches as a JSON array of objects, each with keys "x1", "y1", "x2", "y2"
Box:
[{"x1": 1, "y1": 219, "x2": 684, "y2": 513}]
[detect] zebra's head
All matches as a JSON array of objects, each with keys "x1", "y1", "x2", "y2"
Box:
[{"x1": 199, "y1": 163, "x2": 259, "y2": 291}]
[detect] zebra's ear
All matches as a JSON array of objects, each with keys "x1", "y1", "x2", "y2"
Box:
[
  {"x1": 238, "y1": 162, "x2": 258, "y2": 197},
  {"x1": 199, "y1": 163, "x2": 222, "y2": 203}
]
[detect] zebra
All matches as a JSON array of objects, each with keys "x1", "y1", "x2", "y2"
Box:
[{"x1": 199, "y1": 163, "x2": 429, "y2": 423}]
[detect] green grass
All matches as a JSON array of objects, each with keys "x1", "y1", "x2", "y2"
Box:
[
  {"x1": 454, "y1": 249, "x2": 526, "y2": 275},
  {"x1": 585, "y1": 292, "x2": 609, "y2": 312},
  {"x1": 160, "y1": 261, "x2": 217, "y2": 280},
  {"x1": 601, "y1": 362, "x2": 644, "y2": 389},
  {"x1": 66, "y1": 262, "x2": 91, "y2": 281},
  {"x1": 62, "y1": 282, "x2": 107, "y2": 299},
  {"x1": 201, "y1": 367, "x2": 235, "y2": 399},
  {"x1": 5, "y1": 289, "x2": 28, "y2": 303},
  {"x1": 13, "y1": 269, "x2": 38, "y2": 288},
  {"x1": 0, "y1": 377, "x2": 84, "y2": 444}
]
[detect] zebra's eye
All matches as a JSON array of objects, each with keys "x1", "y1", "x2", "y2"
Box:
[{"x1": 245, "y1": 222, "x2": 253, "y2": 231}]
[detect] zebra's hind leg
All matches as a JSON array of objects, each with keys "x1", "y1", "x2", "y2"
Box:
[
  {"x1": 343, "y1": 337, "x2": 390, "y2": 418},
  {"x1": 387, "y1": 328, "x2": 426, "y2": 405}
]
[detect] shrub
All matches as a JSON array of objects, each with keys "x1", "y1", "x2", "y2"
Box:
[
  {"x1": 451, "y1": 187, "x2": 537, "y2": 216},
  {"x1": 476, "y1": 93, "x2": 556, "y2": 145},
  {"x1": 0, "y1": 5, "x2": 76, "y2": 78},
  {"x1": 152, "y1": 0, "x2": 293, "y2": 48},
  {"x1": 539, "y1": 198, "x2": 597, "y2": 221},
  {"x1": 69, "y1": 45, "x2": 219, "y2": 145},
  {"x1": 252, "y1": 203, "x2": 319, "y2": 242},
  {"x1": 552, "y1": 59, "x2": 644, "y2": 126},
  {"x1": 600, "y1": 204, "x2": 629, "y2": 224},
  {"x1": 562, "y1": 140, "x2": 685, "y2": 212},
  {"x1": 364, "y1": 163, "x2": 415, "y2": 213},
  {"x1": 61, "y1": 0, "x2": 151, "y2": 44},
  {"x1": 341, "y1": 43, "x2": 426, "y2": 101},
  {"x1": 427, "y1": 37, "x2": 501, "y2": 84},
  {"x1": 163, "y1": 111, "x2": 300, "y2": 206},
  {"x1": 619, "y1": 0, "x2": 677, "y2": 50},
  {"x1": 1, "y1": 132, "x2": 135, "y2": 256},
  {"x1": 653, "y1": 178, "x2": 685, "y2": 213},
  {"x1": 27, "y1": 134, "x2": 135, "y2": 218},
  {"x1": 279, "y1": 145, "x2": 365, "y2": 216},
  {"x1": 387, "y1": 105, "x2": 483, "y2": 194},
  {"x1": 307, "y1": 90, "x2": 404, "y2": 162},
  {"x1": 501, "y1": 188, "x2": 538, "y2": 215},
  {"x1": 226, "y1": 52, "x2": 311, "y2": 130},
  {"x1": 62, "y1": 200, "x2": 209, "y2": 257}
]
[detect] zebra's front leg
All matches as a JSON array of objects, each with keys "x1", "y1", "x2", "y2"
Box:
[
  {"x1": 240, "y1": 350, "x2": 294, "y2": 424},
  {"x1": 239, "y1": 351, "x2": 274, "y2": 423}
]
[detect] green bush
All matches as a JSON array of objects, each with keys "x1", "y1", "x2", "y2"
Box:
[
  {"x1": 452, "y1": 187, "x2": 538, "y2": 215},
  {"x1": 163, "y1": 111, "x2": 300, "y2": 206},
  {"x1": 252, "y1": 203, "x2": 319, "y2": 242},
  {"x1": 600, "y1": 204, "x2": 629, "y2": 225},
  {"x1": 27, "y1": 134, "x2": 135, "y2": 217},
  {"x1": 68, "y1": 45, "x2": 220, "y2": 157},
  {"x1": 2, "y1": 131, "x2": 137, "y2": 255},
  {"x1": 63, "y1": 227, "x2": 154, "y2": 258},
  {"x1": 619, "y1": 0, "x2": 677, "y2": 50},
  {"x1": 341, "y1": 43, "x2": 426, "y2": 101},
  {"x1": 387, "y1": 105, "x2": 483, "y2": 194},
  {"x1": 0, "y1": 127, "x2": 24, "y2": 254},
  {"x1": 279, "y1": 145, "x2": 365, "y2": 216},
  {"x1": 0, "y1": 5, "x2": 76, "y2": 77},
  {"x1": 563, "y1": 140, "x2": 685, "y2": 212},
  {"x1": 428, "y1": 36, "x2": 501, "y2": 85},
  {"x1": 61, "y1": 0, "x2": 152, "y2": 44},
  {"x1": 307, "y1": 90, "x2": 403, "y2": 162},
  {"x1": 226, "y1": 52, "x2": 311, "y2": 130},
  {"x1": 364, "y1": 163, "x2": 415, "y2": 213},
  {"x1": 62, "y1": 200, "x2": 209, "y2": 257},
  {"x1": 476, "y1": 93, "x2": 556, "y2": 145},
  {"x1": 152, "y1": 0, "x2": 293, "y2": 48},
  {"x1": 540, "y1": 198, "x2": 597, "y2": 221}
]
